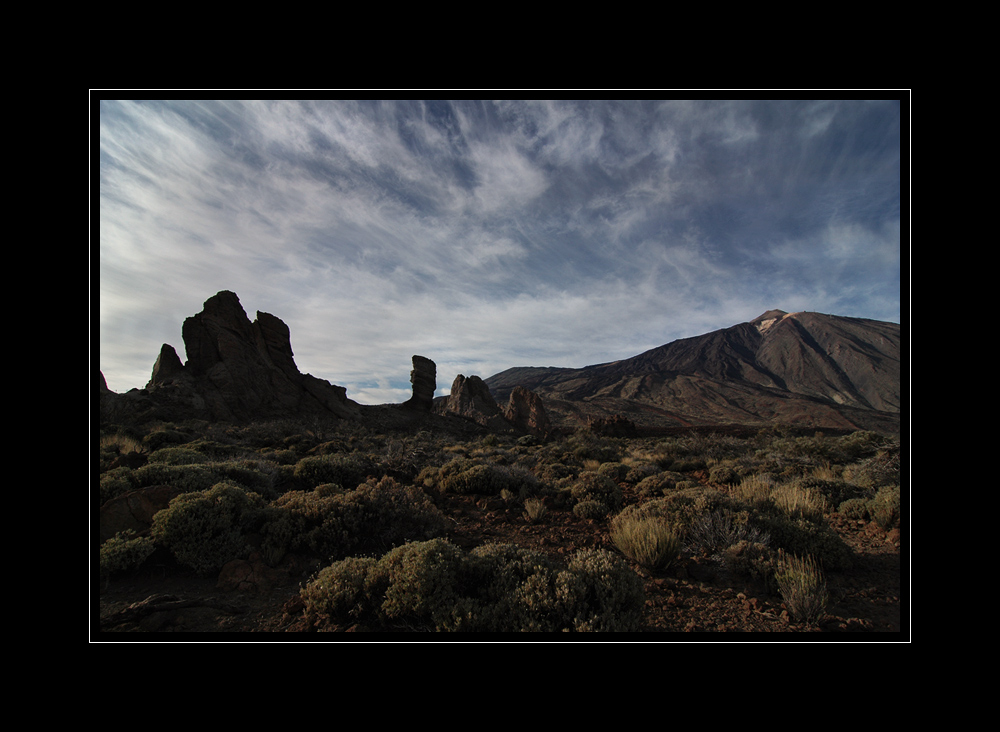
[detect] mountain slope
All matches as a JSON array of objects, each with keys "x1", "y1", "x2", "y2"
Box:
[{"x1": 485, "y1": 310, "x2": 901, "y2": 434}]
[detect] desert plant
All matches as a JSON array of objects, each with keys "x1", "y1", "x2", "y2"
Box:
[
  {"x1": 610, "y1": 511, "x2": 682, "y2": 572},
  {"x1": 150, "y1": 482, "x2": 266, "y2": 575},
  {"x1": 686, "y1": 507, "x2": 769, "y2": 555},
  {"x1": 439, "y1": 462, "x2": 538, "y2": 496},
  {"x1": 300, "y1": 539, "x2": 646, "y2": 632},
  {"x1": 100, "y1": 530, "x2": 156, "y2": 579},
  {"x1": 147, "y1": 447, "x2": 209, "y2": 465},
  {"x1": 293, "y1": 453, "x2": 377, "y2": 491},
  {"x1": 723, "y1": 540, "x2": 777, "y2": 590},
  {"x1": 868, "y1": 485, "x2": 900, "y2": 530},
  {"x1": 770, "y1": 483, "x2": 830, "y2": 522},
  {"x1": 708, "y1": 464, "x2": 740, "y2": 485},
  {"x1": 568, "y1": 472, "x2": 623, "y2": 513},
  {"x1": 838, "y1": 497, "x2": 870, "y2": 520},
  {"x1": 261, "y1": 475, "x2": 450, "y2": 562},
  {"x1": 774, "y1": 551, "x2": 828, "y2": 624},
  {"x1": 751, "y1": 511, "x2": 853, "y2": 572},
  {"x1": 523, "y1": 497, "x2": 547, "y2": 523},
  {"x1": 572, "y1": 499, "x2": 608, "y2": 520}
]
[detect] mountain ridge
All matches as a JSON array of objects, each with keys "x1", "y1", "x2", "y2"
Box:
[{"x1": 484, "y1": 309, "x2": 901, "y2": 435}]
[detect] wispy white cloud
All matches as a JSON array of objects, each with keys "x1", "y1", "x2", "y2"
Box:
[{"x1": 97, "y1": 99, "x2": 903, "y2": 402}]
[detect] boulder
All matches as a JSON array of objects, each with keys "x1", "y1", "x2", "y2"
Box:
[{"x1": 99, "y1": 485, "x2": 184, "y2": 543}]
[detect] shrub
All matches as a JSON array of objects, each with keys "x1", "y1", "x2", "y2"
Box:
[
  {"x1": 523, "y1": 497, "x2": 547, "y2": 523},
  {"x1": 610, "y1": 511, "x2": 682, "y2": 572},
  {"x1": 439, "y1": 463, "x2": 537, "y2": 496},
  {"x1": 686, "y1": 507, "x2": 769, "y2": 555},
  {"x1": 564, "y1": 548, "x2": 647, "y2": 631},
  {"x1": 142, "y1": 428, "x2": 190, "y2": 452},
  {"x1": 100, "y1": 530, "x2": 156, "y2": 579},
  {"x1": 838, "y1": 497, "x2": 870, "y2": 520},
  {"x1": 869, "y1": 485, "x2": 901, "y2": 530},
  {"x1": 708, "y1": 464, "x2": 740, "y2": 485},
  {"x1": 843, "y1": 444, "x2": 900, "y2": 488},
  {"x1": 99, "y1": 467, "x2": 139, "y2": 505},
  {"x1": 597, "y1": 461, "x2": 630, "y2": 482},
  {"x1": 723, "y1": 540, "x2": 777, "y2": 590},
  {"x1": 150, "y1": 482, "x2": 266, "y2": 575},
  {"x1": 299, "y1": 556, "x2": 389, "y2": 624},
  {"x1": 774, "y1": 552, "x2": 828, "y2": 624},
  {"x1": 293, "y1": 453, "x2": 377, "y2": 491},
  {"x1": 573, "y1": 499, "x2": 608, "y2": 520},
  {"x1": 300, "y1": 539, "x2": 646, "y2": 632},
  {"x1": 147, "y1": 447, "x2": 209, "y2": 465},
  {"x1": 635, "y1": 471, "x2": 686, "y2": 497},
  {"x1": 568, "y1": 472, "x2": 623, "y2": 513},
  {"x1": 751, "y1": 511, "x2": 853, "y2": 572},
  {"x1": 770, "y1": 483, "x2": 830, "y2": 522},
  {"x1": 261, "y1": 476, "x2": 450, "y2": 563}
]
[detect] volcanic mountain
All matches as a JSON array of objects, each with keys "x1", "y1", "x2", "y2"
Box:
[{"x1": 484, "y1": 310, "x2": 902, "y2": 435}]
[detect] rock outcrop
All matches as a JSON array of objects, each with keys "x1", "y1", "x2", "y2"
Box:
[
  {"x1": 503, "y1": 386, "x2": 554, "y2": 439},
  {"x1": 102, "y1": 291, "x2": 360, "y2": 424},
  {"x1": 436, "y1": 374, "x2": 552, "y2": 437},
  {"x1": 403, "y1": 355, "x2": 437, "y2": 411}
]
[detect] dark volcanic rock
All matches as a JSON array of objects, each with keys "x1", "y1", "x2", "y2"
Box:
[
  {"x1": 437, "y1": 374, "x2": 511, "y2": 431},
  {"x1": 102, "y1": 291, "x2": 360, "y2": 424},
  {"x1": 503, "y1": 386, "x2": 554, "y2": 439},
  {"x1": 403, "y1": 355, "x2": 437, "y2": 411}
]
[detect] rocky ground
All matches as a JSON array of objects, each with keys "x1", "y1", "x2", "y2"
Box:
[{"x1": 95, "y1": 476, "x2": 903, "y2": 639}]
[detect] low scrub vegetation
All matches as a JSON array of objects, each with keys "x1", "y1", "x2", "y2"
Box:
[{"x1": 97, "y1": 418, "x2": 902, "y2": 632}]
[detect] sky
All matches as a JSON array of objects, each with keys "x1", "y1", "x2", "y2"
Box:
[{"x1": 97, "y1": 98, "x2": 903, "y2": 405}]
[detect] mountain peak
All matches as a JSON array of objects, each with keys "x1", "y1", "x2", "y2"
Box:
[{"x1": 750, "y1": 309, "x2": 790, "y2": 333}]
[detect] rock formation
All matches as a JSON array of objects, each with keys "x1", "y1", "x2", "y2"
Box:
[
  {"x1": 503, "y1": 386, "x2": 554, "y2": 439},
  {"x1": 435, "y1": 374, "x2": 553, "y2": 435},
  {"x1": 103, "y1": 291, "x2": 360, "y2": 424},
  {"x1": 403, "y1": 355, "x2": 437, "y2": 411}
]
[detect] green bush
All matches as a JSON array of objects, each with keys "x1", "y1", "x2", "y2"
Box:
[
  {"x1": 100, "y1": 530, "x2": 156, "y2": 579},
  {"x1": 573, "y1": 499, "x2": 608, "y2": 520},
  {"x1": 568, "y1": 472, "x2": 623, "y2": 513},
  {"x1": 293, "y1": 453, "x2": 377, "y2": 491},
  {"x1": 635, "y1": 471, "x2": 686, "y2": 497},
  {"x1": 751, "y1": 511, "x2": 853, "y2": 572},
  {"x1": 597, "y1": 461, "x2": 630, "y2": 483},
  {"x1": 261, "y1": 476, "x2": 450, "y2": 563},
  {"x1": 300, "y1": 539, "x2": 646, "y2": 632},
  {"x1": 99, "y1": 467, "x2": 139, "y2": 505},
  {"x1": 150, "y1": 482, "x2": 266, "y2": 575},
  {"x1": 623, "y1": 462, "x2": 661, "y2": 484},
  {"x1": 147, "y1": 447, "x2": 209, "y2": 465},
  {"x1": 838, "y1": 497, "x2": 870, "y2": 520},
  {"x1": 438, "y1": 462, "x2": 538, "y2": 496},
  {"x1": 142, "y1": 428, "x2": 190, "y2": 452},
  {"x1": 708, "y1": 464, "x2": 740, "y2": 485}
]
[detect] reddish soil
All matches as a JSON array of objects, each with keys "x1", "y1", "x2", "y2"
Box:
[{"x1": 95, "y1": 481, "x2": 904, "y2": 639}]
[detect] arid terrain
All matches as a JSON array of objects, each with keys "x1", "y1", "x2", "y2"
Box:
[{"x1": 96, "y1": 416, "x2": 903, "y2": 639}]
